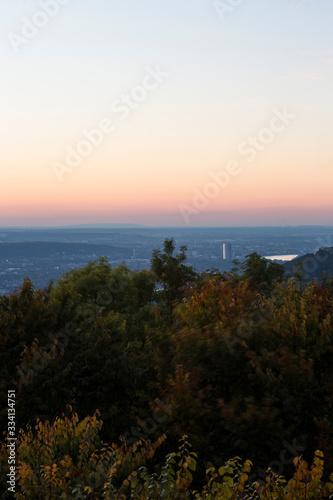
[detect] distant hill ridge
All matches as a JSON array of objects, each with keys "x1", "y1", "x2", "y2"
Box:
[
  {"x1": 60, "y1": 223, "x2": 147, "y2": 229},
  {"x1": 0, "y1": 241, "x2": 131, "y2": 259},
  {"x1": 284, "y1": 246, "x2": 333, "y2": 279}
]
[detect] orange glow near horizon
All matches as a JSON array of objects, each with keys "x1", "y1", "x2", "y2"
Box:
[{"x1": 2, "y1": 149, "x2": 332, "y2": 225}]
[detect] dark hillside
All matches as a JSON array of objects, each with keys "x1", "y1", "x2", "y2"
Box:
[{"x1": 284, "y1": 246, "x2": 333, "y2": 280}]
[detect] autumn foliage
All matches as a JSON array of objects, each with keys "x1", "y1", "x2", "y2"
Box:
[
  {"x1": 1, "y1": 245, "x2": 333, "y2": 497},
  {"x1": 1, "y1": 408, "x2": 333, "y2": 498}
]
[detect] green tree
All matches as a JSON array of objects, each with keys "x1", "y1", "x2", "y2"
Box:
[
  {"x1": 1, "y1": 259, "x2": 157, "y2": 445},
  {"x1": 293, "y1": 260, "x2": 307, "y2": 284},
  {"x1": 151, "y1": 239, "x2": 197, "y2": 323},
  {"x1": 52, "y1": 257, "x2": 156, "y2": 320},
  {"x1": 240, "y1": 252, "x2": 285, "y2": 293}
]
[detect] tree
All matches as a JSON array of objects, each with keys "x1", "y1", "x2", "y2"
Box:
[
  {"x1": 52, "y1": 257, "x2": 156, "y2": 318},
  {"x1": 151, "y1": 239, "x2": 197, "y2": 323},
  {"x1": 293, "y1": 260, "x2": 306, "y2": 284},
  {"x1": 2, "y1": 259, "x2": 157, "y2": 445},
  {"x1": 151, "y1": 275, "x2": 333, "y2": 471},
  {"x1": 240, "y1": 252, "x2": 286, "y2": 293}
]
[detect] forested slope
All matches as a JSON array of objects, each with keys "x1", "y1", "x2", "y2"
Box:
[{"x1": 1, "y1": 242, "x2": 333, "y2": 498}]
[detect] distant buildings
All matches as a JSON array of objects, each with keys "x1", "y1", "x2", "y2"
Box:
[{"x1": 223, "y1": 243, "x2": 232, "y2": 260}]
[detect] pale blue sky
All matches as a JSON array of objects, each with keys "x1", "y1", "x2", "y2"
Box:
[
  {"x1": 2, "y1": 1, "x2": 332, "y2": 111},
  {"x1": 0, "y1": 0, "x2": 332, "y2": 225}
]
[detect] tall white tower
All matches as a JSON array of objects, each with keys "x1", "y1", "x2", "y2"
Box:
[{"x1": 223, "y1": 243, "x2": 232, "y2": 260}]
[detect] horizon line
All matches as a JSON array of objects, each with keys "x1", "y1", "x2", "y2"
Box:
[{"x1": 1, "y1": 223, "x2": 333, "y2": 230}]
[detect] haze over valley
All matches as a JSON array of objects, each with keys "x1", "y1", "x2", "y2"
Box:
[{"x1": 1, "y1": 225, "x2": 333, "y2": 294}]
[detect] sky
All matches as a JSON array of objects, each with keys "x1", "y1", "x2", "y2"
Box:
[{"x1": 0, "y1": 0, "x2": 332, "y2": 227}]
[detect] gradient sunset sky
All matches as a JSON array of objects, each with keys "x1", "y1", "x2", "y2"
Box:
[{"x1": 1, "y1": 0, "x2": 332, "y2": 226}]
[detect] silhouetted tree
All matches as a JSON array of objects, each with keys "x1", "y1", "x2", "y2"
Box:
[
  {"x1": 151, "y1": 238, "x2": 197, "y2": 322},
  {"x1": 240, "y1": 252, "x2": 285, "y2": 293}
]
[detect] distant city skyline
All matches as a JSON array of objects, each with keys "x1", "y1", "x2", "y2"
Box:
[{"x1": 1, "y1": 1, "x2": 332, "y2": 226}]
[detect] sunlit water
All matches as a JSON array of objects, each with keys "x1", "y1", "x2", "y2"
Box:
[{"x1": 264, "y1": 254, "x2": 298, "y2": 261}]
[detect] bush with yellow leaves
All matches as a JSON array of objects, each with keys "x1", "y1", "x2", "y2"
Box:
[{"x1": 1, "y1": 407, "x2": 333, "y2": 499}]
